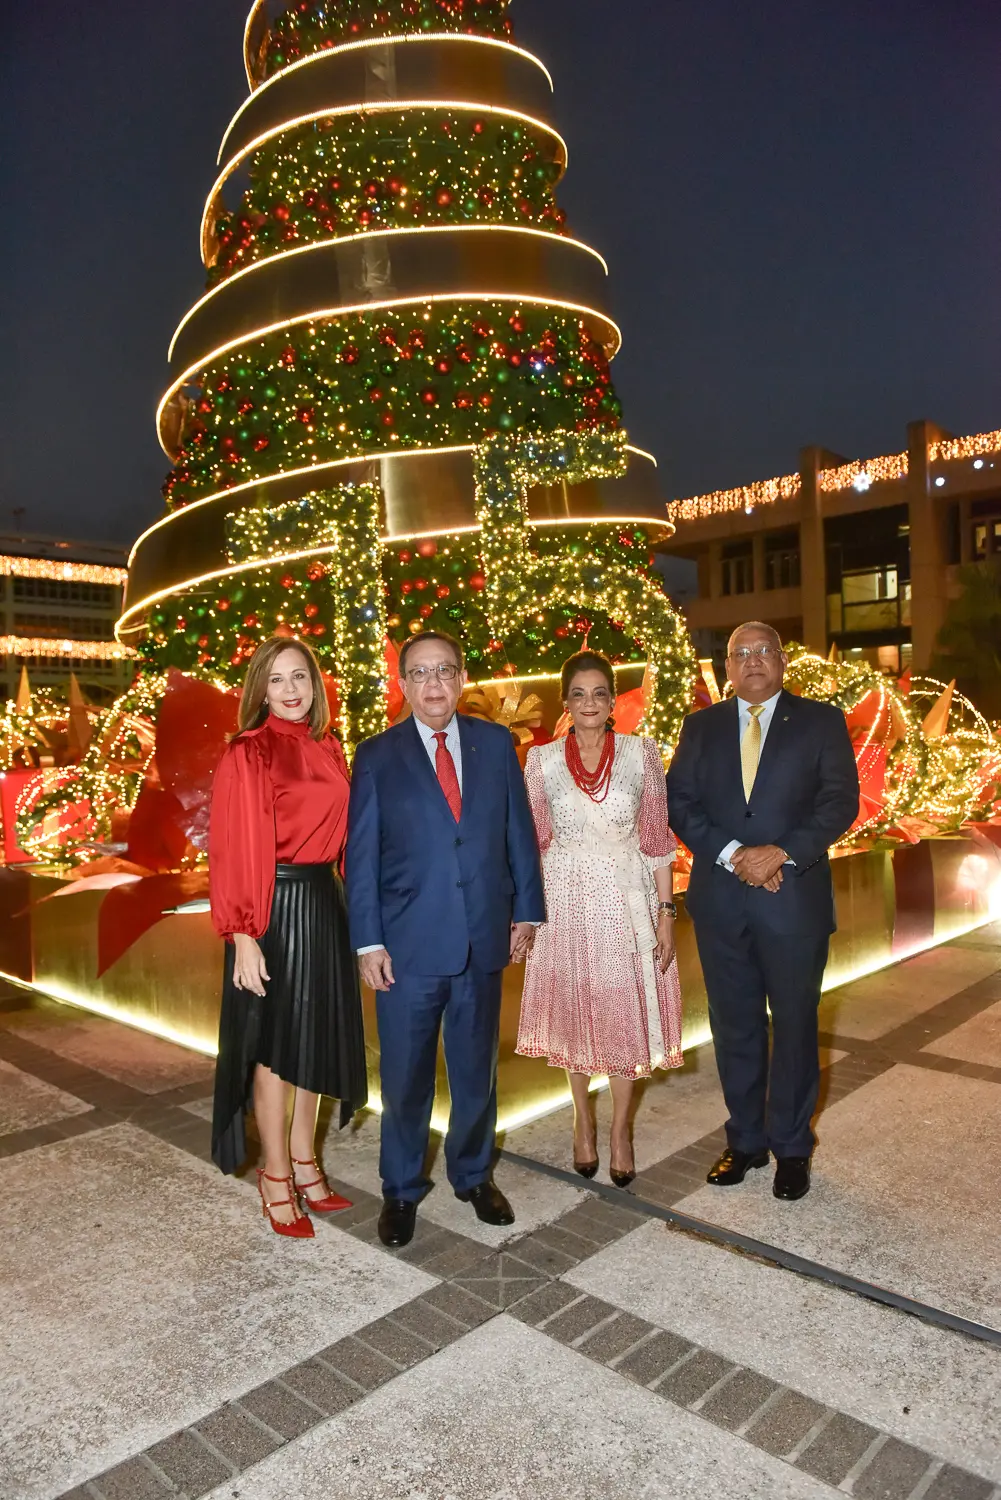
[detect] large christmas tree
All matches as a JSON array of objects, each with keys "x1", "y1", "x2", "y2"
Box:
[{"x1": 121, "y1": 0, "x2": 694, "y2": 753}]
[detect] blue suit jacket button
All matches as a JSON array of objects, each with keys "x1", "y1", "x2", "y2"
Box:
[
  {"x1": 454, "y1": 837, "x2": 463, "y2": 846},
  {"x1": 456, "y1": 880, "x2": 463, "y2": 888}
]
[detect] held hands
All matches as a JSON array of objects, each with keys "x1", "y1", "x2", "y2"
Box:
[
  {"x1": 233, "y1": 934, "x2": 270, "y2": 995},
  {"x1": 359, "y1": 947, "x2": 395, "y2": 992},
  {"x1": 509, "y1": 921, "x2": 537, "y2": 965},
  {"x1": 731, "y1": 844, "x2": 788, "y2": 892},
  {"x1": 655, "y1": 911, "x2": 675, "y2": 971}
]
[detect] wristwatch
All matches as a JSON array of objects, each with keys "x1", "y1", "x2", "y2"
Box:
[{"x1": 658, "y1": 901, "x2": 677, "y2": 919}]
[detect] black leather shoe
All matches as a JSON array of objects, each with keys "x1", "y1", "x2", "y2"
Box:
[
  {"x1": 773, "y1": 1157, "x2": 811, "y2": 1200},
  {"x1": 455, "y1": 1180, "x2": 515, "y2": 1226},
  {"x1": 706, "y1": 1148, "x2": 769, "y2": 1186},
  {"x1": 378, "y1": 1198, "x2": 417, "y2": 1247}
]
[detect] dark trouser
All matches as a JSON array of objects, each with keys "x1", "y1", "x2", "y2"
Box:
[
  {"x1": 376, "y1": 956, "x2": 503, "y2": 1202},
  {"x1": 694, "y1": 917, "x2": 829, "y2": 1158}
]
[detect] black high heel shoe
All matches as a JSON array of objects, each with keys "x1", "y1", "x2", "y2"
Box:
[
  {"x1": 573, "y1": 1156, "x2": 599, "y2": 1179},
  {"x1": 609, "y1": 1164, "x2": 635, "y2": 1189}
]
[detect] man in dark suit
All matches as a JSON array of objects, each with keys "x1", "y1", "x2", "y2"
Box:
[
  {"x1": 345, "y1": 631, "x2": 545, "y2": 1247},
  {"x1": 667, "y1": 621, "x2": 859, "y2": 1200}
]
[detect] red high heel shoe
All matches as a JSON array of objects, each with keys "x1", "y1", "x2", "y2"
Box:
[
  {"x1": 257, "y1": 1169, "x2": 315, "y2": 1238},
  {"x1": 292, "y1": 1156, "x2": 353, "y2": 1213}
]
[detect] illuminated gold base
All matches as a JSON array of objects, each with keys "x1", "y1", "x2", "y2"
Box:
[{"x1": 8, "y1": 834, "x2": 999, "y2": 1133}]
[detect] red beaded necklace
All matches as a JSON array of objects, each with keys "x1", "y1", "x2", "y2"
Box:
[{"x1": 565, "y1": 728, "x2": 616, "y2": 802}]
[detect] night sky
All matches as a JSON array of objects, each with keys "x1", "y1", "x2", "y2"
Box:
[{"x1": 3, "y1": 1, "x2": 1000, "y2": 547}]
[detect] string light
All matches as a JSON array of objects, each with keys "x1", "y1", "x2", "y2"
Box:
[
  {"x1": 930, "y1": 429, "x2": 1001, "y2": 462},
  {"x1": 668, "y1": 426, "x2": 1001, "y2": 522},
  {"x1": 0, "y1": 557, "x2": 127, "y2": 586},
  {"x1": 0, "y1": 637, "x2": 135, "y2": 661}
]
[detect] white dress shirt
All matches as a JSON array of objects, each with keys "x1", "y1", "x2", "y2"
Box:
[
  {"x1": 413, "y1": 712, "x2": 463, "y2": 792},
  {"x1": 718, "y1": 690, "x2": 783, "y2": 871}
]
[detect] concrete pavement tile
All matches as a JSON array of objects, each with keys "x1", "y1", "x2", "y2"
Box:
[
  {"x1": 237, "y1": 1382, "x2": 318, "y2": 1440},
  {"x1": 796, "y1": 1412, "x2": 880, "y2": 1485},
  {"x1": 672, "y1": 1064, "x2": 1001, "y2": 1327},
  {"x1": 0, "y1": 1056, "x2": 91, "y2": 1135},
  {"x1": 354, "y1": 1316, "x2": 437, "y2": 1369},
  {"x1": 0, "y1": 1124, "x2": 433, "y2": 1500},
  {"x1": 923, "y1": 998, "x2": 1001, "y2": 1068},
  {"x1": 819, "y1": 947, "x2": 1001, "y2": 1042},
  {"x1": 144, "y1": 1431, "x2": 232, "y2": 1495},
  {"x1": 315, "y1": 1335, "x2": 400, "y2": 1392},
  {"x1": 506, "y1": 1280, "x2": 583, "y2": 1327},
  {"x1": 699, "y1": 1369, "x2": 780, "y2": 1431},
  {"x1": 281, "y1": 1360, "x2": 358, "y2": 1417},
  {"x1": 853, "y1": 1437, "x2": 934, "y2": 1499},
  {"x1": 89, "y1": 1458, "x2": 172, "y2": 1500},
  {"x1": 615, "y1": 1330, "x2": 695, "y2": 1388},
  {"x1": 6, "y1": 1009, "x2": 214, "y2": 1094},
  {"x1": 565, "y1": 1219, "x2": 1001, "y2": 1480},
  {"x1": 577, "y1": 1311, "x2": 654, "y2": 1365},
  {"x1": 312, "y1": 1107, "x2": 585, "y2": 1245},
  {"x1": 198, "y1": 1317, "x2": 838, "y2": 1500},
  {"x1": 923, "y1": 1467, "x2": 996, "y2": 1500},
  {"x1": 504, "y1": 1047, "x2": 726, "y2": 1180},
  {"x1": 745, "y1": 1389, "x2": 830, "y2": 1458},
  {"x1": 193, "y1": 1405, "x2": 282, "y2": 1469},
  {"x1": 657, "y1": 1348, "x2": 736, "y2": 1406}
]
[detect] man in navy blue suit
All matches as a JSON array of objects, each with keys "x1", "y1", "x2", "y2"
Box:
[
  {"x1": 667, "y1": 621, "x2": 859, "y2": 1201},
  {"x1": 345, "y1": 630, "x2": 545, "y2": 1247}
]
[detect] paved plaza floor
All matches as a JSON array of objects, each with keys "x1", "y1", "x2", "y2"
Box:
[{"x1": 3, "y1": 922, "x2": 1001, "y2": 1500}]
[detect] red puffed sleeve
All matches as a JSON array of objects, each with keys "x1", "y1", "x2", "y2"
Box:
[
  {"x1": 524, "y1": 746, "x2": 553, "y2": 854},
  {"x1": 209, "y1": 735, "x2": 276, "y2": 939},
  {"x1": 638, "y1": 735, "x2": 677, "y2": 863}
]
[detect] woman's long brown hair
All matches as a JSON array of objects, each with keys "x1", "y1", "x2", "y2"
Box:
[{"x1": 235, "y1": 636, "x2": 330, "y2": 741}]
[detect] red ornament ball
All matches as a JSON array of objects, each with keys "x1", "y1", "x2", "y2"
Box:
[
  {"x1": 435, "y1": 584, "x2": 450, "y2": 599},
  {"x1": 555, "y1": 625, "x2": 569, "y2": 639},
  {"x1": 419, "y1": 604, "x2": 434, "y2": 618},
  {"x1": 306, "y1": 561, "x2": 326, "y2": 581},
  {"x1": 280, "y1": 574, "x2": 295, "y2": 589},
  {"x1": 252, "y1": 434, "x2": 270, "y2": 451},
  {"x1": 341, "y1": 345, "x2": 360, "y2": 364},
  {"x1": 398, "y1": 550, "x2": 412, "y2": 563},
  {"x1": 243, "y1": 614, "x2": 259, "y2": 627},
  {"x1": 416, "y1": 539, "x2": 437, "y2": 557},
  {"x1": 304, "y1": 603, "x2": 320, "y2": 619},
  {"x1": 419, "y1": 388, "x2": 438, "y2": 406},
  {"x1": 216, "y1": 598, "x2": 230, "y2": 611},
  {"x1": 468, "y1": 572, "x2": 486, "y2": 591}
]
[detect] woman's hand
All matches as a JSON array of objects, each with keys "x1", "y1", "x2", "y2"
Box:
[
  {"x1": 655, "y1": 912, "x2": 676, "y2": 972},
  {"x1": 233, "y1": 934, "x2": 269, "y2": 995}
]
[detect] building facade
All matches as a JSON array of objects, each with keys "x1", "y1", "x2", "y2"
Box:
[
  {"x1": 0, "y1": 535, "x2": 134, "y2": 702},
  {"x1": 663, "y1": 420, "x2": 1001, "y2": 674}
]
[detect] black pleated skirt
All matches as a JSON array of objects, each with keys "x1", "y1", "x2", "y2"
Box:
[{"x1": 211, "y1": 863, "x2": 368, "y2": 1175}]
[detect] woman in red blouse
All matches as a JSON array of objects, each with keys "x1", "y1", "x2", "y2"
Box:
[{"x1": 209, "y1": 636, "x2": 367, "y2": 1237}]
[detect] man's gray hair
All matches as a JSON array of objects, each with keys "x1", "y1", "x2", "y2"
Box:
[{"x1": 726, "y1": 621, "x2": 783, "y2": 655}]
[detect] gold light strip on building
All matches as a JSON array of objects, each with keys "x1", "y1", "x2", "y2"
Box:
[
  {"x1": 201, "y1": 99, "x2": 570, "y2": 259},
  {"x1": 817, "y1": 452, "x2": 908, "y2": 492},
  {"x1": 668, "y1": 425, "x2": 1001, "y2": 522},
  {"x1": 169, "y1": 224, "x2": 610, "y2": 363},
  {"x1": 157, "y1": 291, "x2": 623, "y2": 456},
  {"x1": 931, "y1": 427, "x2": 1001, "y2": 462},
  {"x1": 0, "y1": 556, "x2": 128, "y2": 586},
  {"x1": 233, "y1": 28, "x2": 554, "y2": 139},
  {"x1": 668, "y1": 473, "x2": 800, "y2": 523},
  {"x1": 0, "y1": 637, "x2": 137, "y2": 660}
]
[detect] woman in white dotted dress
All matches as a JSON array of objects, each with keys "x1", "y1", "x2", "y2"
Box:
[{"x1": 516, "y1": 650, "x2": 683, "y2": 1185}]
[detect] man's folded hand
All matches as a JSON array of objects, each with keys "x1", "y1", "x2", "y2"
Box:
[{"x1": 731, "y1": 844, "x2": 788, "y2": 890}]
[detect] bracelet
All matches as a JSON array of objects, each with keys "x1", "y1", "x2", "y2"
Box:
[{"x1": 658, "y1": 901, "x2": 677, "y2": 919}]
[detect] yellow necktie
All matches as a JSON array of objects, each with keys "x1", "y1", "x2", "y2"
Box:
[{"x1": 741, "y1": 704, "x2": 766, "y2": 801}]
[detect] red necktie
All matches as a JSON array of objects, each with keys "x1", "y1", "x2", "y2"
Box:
[{"x1": 433, "y1": 731, "x2": 462, "y2": 821}]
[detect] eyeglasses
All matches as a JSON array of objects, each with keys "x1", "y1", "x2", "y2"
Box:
[
  {"x1": 405, "y1": 663, "x2": 460, "y2": 683},
  {"x1": 728, "y1": 644, "x2": 782, "y2": 662}
]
